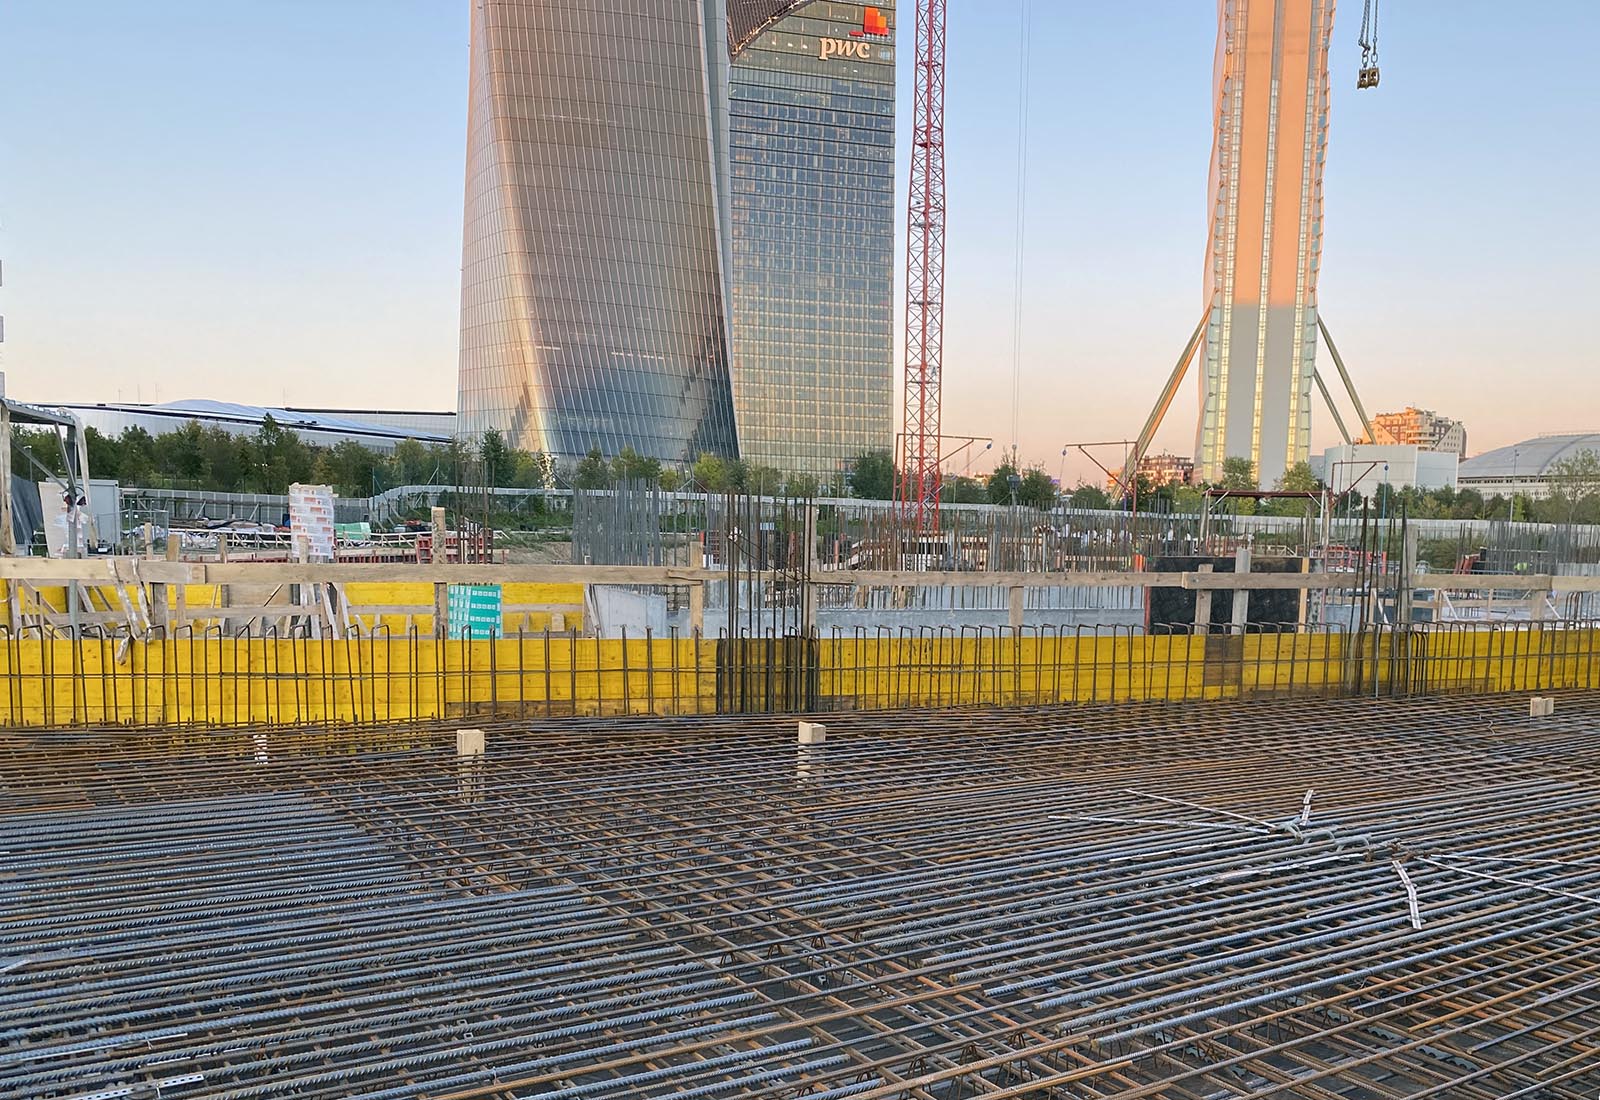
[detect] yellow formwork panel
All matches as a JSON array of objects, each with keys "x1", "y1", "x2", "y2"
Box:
[
  {"x1": 108, "y1": 636, "x2": 703, "y2": 726},
  {"x1": 813, "y1": 635, "x2": 1213, "y2": 709},
  {"x1": 342, "y1": 582, "x2": 587, "y2": 635},
  {"x1": 0, "y1": 627, "x2": 1594, "y2": 729}
]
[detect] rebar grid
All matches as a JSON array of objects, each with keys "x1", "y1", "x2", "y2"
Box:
[{"x1": 5, "y1": 694, "x2": 1600, "y2": 1099}]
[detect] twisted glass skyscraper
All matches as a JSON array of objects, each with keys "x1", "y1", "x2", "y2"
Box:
[
  {"x1": 457, "y1": 0, "x2": 740, "y2": 463},
  {"x1": 458, "y1": 1, "x2": 896, "y2": 476}
]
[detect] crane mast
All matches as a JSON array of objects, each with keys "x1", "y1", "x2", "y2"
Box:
[{"x1": 895, "y1": 0, "x2": 947, "y2": 531}]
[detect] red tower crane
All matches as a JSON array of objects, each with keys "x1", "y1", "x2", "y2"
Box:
[{"x1": 895, "y1": 0, "x2": 947, "y2": 531}]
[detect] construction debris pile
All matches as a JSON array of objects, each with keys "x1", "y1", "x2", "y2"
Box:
[{"x1": 5, "y1": 695, "x2": 1600, "y2": 1098}]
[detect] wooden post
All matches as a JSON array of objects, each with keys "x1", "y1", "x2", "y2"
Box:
[
  {"x1": 434, "y1": 581, "x2": 450, "y2": 640},
  {"x1": 1297, "y1": 556, "x2": 1312, "y2": 628},
  {"x1": 1532, "y1": 590, "x2": 1552, "y2": 621},
  {"x1": 1398, "y1": 526, "x2": 1419, "y2": 625},
  {"x1": 151, "y1": 582, "x2": 169, "y2": 634},
  {"x1": 689, "y1": 581, "x2": 705, "y2": 636},
  {"x1": 1230, "y1": 549, "x2": 1252, "y2": 632},
  {"x1": 1193, "y1": 564, "x2": 1214, "y2": 635},
  {"x1": 1009, "y1": 585, "x2": 1025, "y2": 630},
  {"x1": 457, "y1": 728, "x2": 485, "y2": 803},
  {"x1": 430, "y1": 506, "x2": 448, "y2": 564}
]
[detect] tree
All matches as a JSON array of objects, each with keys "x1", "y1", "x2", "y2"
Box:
[
  {"x1": 784, "y1": 472, "x2": 820, "y2": 498},
  {"x1": 847, "y1": 450, "x2": 895, "y2": 500},
  {"x1": 1220, "y1": 456, "x2": 1257, "y2": 491},
  {"x1": 1263, "y1": 460, "x2": 1320, "y2": 517},
  {"x1": 745, "y1": 464, "x2": 782, "y2": 496},
  {"x1": 1068, "y1": 483, "x2": 1112, "y2": 511},
  {"x1": 1172, "y1": 485, "x2": 1204, "y2": 514},
  {"x1": 117, "y1": 427, "x2": 157, "y2": 484},
  {"x1": 152, "y1": 420, "x2": 209, "y2": 484},
  {"x1": 1275, "y1": 461, "x2": 1319, "y2": 493},
  {"x1": 390, "y1": 438, "x2": 433, "y2": 486},
  {"x1": 693, "y1": 452, "x2": 739, "y2": 492},
  {"x1": 324, "y1": 440, "x2": 381, "y2": 497},
  {"x1": 986, "y1": 462, "x2": 1021, "y2": 505},
  {"x1": 1016, "y1": 467, "x2": 1058, "y2": 510},
  {"x1": 1451, "y1": 488, "x2": 1486, "y2": 520},
  {"x1": 942, "y1": 475, "x2": 986, "y2": 504},
  {"x1": 512, "y1": 450, "x2": 555, "y2": 489},
  {"x1": 83, "y1": 427, "x2": 120, "y2": 480},
  {"x1": 657, "y1": 467, "x2": 685, "y2": 493},
  {"x1": 479, "y1": 429, "x2": 513, "y2": 488},
  {"x1": 252, "y1": 415, "x2": 314, "y2": 491},
  {"x1": 11, "y1": 427, "x2": 66, "y2": 478},
  {"x1": 1548, "y1": 449, "x2": 1600, "y2": 524},
  {"x1": 611, "y1": 446, "x2": 662, "y2": 486},
  {"x1": 573, "y1": 448, "x2": 611, "y2": 490},
  {"x1": 201, "y1": 427, "x2": 249, "y2": 492}
]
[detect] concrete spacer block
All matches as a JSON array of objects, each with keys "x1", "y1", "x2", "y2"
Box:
[
  {"x1": 457, "y1": 728, "x2": 486, "y2": 757},
  {"x1": 798, "y1": 721, "x2": 827, "y2": 746}
]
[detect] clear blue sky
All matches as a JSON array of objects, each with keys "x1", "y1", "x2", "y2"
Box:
[{"x1": 2, "y1": 1, "x2": 1595, "y2": 481}]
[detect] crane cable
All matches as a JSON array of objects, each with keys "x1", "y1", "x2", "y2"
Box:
[
  {"x1": 1357, "y1": 0, "x2": 1381, "y2": 88},
  {"x1": 1008, "y1": 0, "x2": 1032, "y2": 465}
]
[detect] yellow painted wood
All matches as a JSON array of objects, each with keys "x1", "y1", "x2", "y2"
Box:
[{"x1": 0, "y1": 628, "x2": 1594, "y2": 728}]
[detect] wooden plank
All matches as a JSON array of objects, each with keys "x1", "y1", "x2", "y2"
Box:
[{"x1": 3, "y1": 556, "x2": 1596, "y2": 595}]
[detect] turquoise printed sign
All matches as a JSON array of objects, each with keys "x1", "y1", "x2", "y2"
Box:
[{"x1": 446, "y1": 584, "x2": 503, "y2": 639}]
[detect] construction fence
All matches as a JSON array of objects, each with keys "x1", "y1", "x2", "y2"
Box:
[{"x1": 1, "y1": 619, "x2": 1597, "y2": 729}]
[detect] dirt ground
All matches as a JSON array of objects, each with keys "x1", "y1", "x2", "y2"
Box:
[{"x1": 500, "y1": 539, "x2": 572, "y2": 564}]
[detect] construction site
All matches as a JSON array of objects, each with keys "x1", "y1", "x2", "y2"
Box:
[
  {"x1": 6, "y1": 467, "x2": 1600, "y2": 1098},
  {"x1": 7, "y1": 0, "x2": 1600, "y2": 1095}
]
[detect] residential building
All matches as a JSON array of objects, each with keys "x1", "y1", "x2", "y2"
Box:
[
  {"x1": 1137, "y1": 453, "x2": 1196, "y2": 488},
  {"x1": 1360, "y1": 407, "x2": 1467, "y2": 458}
]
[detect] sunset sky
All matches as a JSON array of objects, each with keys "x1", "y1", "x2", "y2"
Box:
[{"x1": 1, "y1": 1, "x2": 1595, "y2": 482}]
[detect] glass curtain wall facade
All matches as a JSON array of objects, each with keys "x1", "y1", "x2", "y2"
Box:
[
  {"x1": 458, "y1": 0, "x2": 895, "y2": 477},
  {"x1": 1196, "y1": 0, "x2": 1336, "y2": 488},
  {"x1": 725, "y1": 2, "x2": 897, "y2": 478},
  {"x1": 458, "y1": 0, "x2": 739, "y2": 463}
]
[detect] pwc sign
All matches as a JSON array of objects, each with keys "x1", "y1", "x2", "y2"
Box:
[{"x1": 819, "y1": 6, "x2": 889, "y2": 61}]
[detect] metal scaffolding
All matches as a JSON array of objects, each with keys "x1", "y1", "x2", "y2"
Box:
[{"x1": 5, "y1": 693, "x2": 1600, "y2": 1098}]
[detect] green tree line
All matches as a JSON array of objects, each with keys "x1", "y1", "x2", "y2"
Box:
[
  {"x1": 841, "y1": 449, "x2": 1600, "y2": 524},
  {"x1": 24, "y1": 422, "x2": 1600, "y2": 524},
  {"x1": 10, "y1": 419, "x2": 561, "y2": 499}
]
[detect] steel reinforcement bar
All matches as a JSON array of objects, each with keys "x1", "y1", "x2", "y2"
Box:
[
  {"x1": 4, "y1": 692, "x2": 1600, "y2": 1097},
  {"x1": 0, "y1": 618, "x2": 1597, "y2": 727}
]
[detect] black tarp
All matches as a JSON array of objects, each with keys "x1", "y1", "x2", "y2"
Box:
[{"x1": 10, "y1": 476, "x2": 42, "y2": 551}]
